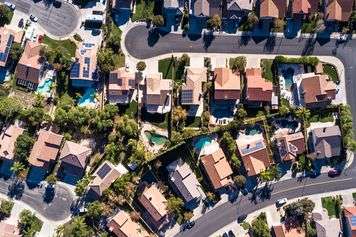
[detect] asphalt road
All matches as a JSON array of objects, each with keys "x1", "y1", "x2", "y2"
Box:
[
  {"x1": 124, "y1": 25, "x2": 356, "y2": 237},
  {"x1": 0, "y1": 0, "x2": 80, "y2": 37},
  {"x1": 0, "y1": 178, "x2": 74, "y2": 221}
]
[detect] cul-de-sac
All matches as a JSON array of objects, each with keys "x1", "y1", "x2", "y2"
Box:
[{"x1": 1, "y1": 0, "x2": 356, "y2": 236}]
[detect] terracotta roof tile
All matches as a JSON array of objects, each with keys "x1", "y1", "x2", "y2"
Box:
[
  {"x1": 181, "y1": 67, "x2": 206, "y2": 105},
  {"x1": 300, "y1": 74, "x2": 336, "y2": 106},
  {"x1": 109, "y1": 67, "x2": 136, "y2": 95},
  {"x1": 260, "y1": 0, "x2": 287, "y2": 18},
  {"x1": 107, "y1": 210, "x2": 149, "y2": 237},
  {"x1": 60, "y1": 141, "x2": 91, "y2": 169},
  {"x1": 275, "y1": 132, "x2": 305, "y2": 161},
  {"x1": 15, "y1": 41, "x2": 42, "y2": 84},
  {"x1": 246, "y1": 68, "x2": 273, "y2": 102},
  {"x1": 292, "y1": 0, "x2": 318, "y2": 14},
  {"x1": 214, "y1": 68, "x2": 241, "y2": 100},
  {"x1": 0, "y1": 124, "x2": 24, "y2": 160},
  {"x1": 325, "y1": 0, "x2": 354, "y2": 21}
]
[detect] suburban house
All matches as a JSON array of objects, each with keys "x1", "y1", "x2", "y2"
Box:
[
  {"x1": 15, "y1": 41, "x2": 44, "y2": 90},
  {"x1": 0, "y1": 124, "x2": 24, "y2": 176},
  {"x1": 191, "y1": 0, "x2": 222, "y2": 18},
  {"x1": 70, "y1": 43, "x2": 99, "y2": 88},
  {"x1": 259, "y1": 0, "x2": 287, "y2": 19},
  {"x1": 291, "y1": 0, "x2": 319, "y2": 18},
  {"x1": 312, "y1": 211, "x2": 341, "y2": 237},
  {"x1": 310, "y1": 126, "x2": 342, "y2": 159},
  {"x1": 245, "y1": 68, "x2": 273, "y2": 107},
  {"x1": 107, "y1": 210, "x2": 149, "y2": 237},
  {"x1": 88, "y1": 161, "x2": 128, "y2": 198},
  {"x1": 137, "y1": 183, "x2": 168, "y2": 230},
  {"x1": 236, "y1": 133, "x2": 271, "y2": 176},
  {"x1": 299, "y1": 74, "x2": 336, "y2": 109},
  {"x1": 108, "y1": 67, "x2": 136, "y2": 104},
  {"x1": 28, "y1": 130, "x2": 63, "y2": 182},
  {"x1": 200, "y1": 148, "x2": 233, "y2": 190},
  {"x1": 343, "y1": 207, "x2": 356, "y2": 237},
  {"x1": 0, "y1": 222, "x2": 20, "y2": 237},
  {"x1": 272, "y1": 225, "x2": 305, "y2": 237},
  {"x1": 166, "y1": 159, "x2": 204, "y2": 208},
  {"x1": 143, "y1": 73, "x2": 173, "y2": 114},
  {"x1": 213, "y1": 67, "x2": 241, "y2": 102},
  {"x1": 181, "y1": 67, "x2": 207, "y2": 116},
  {"x1": 222, "y1": 0, "x2": 253, "y2": 21},
  {"x1": 58, "y1": 141, "x2": 91, "y2": 184},
  {"x1": 275, "y1": 132, "x2": 306, "y2": 162},
  {"x1": 325, "y1": 0, "x2": 354, "y2": 22},
  {"x1": 0, "y1": 27, "x2": 15, "y2": 68},
  {"x1": 163, "y1": 0, "x2": 185, "y2": 15}
]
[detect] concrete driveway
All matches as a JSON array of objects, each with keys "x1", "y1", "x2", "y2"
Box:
[{"x1": 0, "y1": 0, "x2": 80, "y2": 37}]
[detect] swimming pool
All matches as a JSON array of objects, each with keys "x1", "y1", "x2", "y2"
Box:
[
  {"x1": 144, "y1": 131, "x2": 168, "y2": 145},
  {"x1": 36, "y1": 78, "x2": 53, "y2": 96},
  {"x1": 78, "y1": 87, "x2": 96, "y2": 107},
  {"x1": 282, "y1": 67, "x2": 295, "y2": 91},
  {"x1": 193, "y1": 136, "x2": 214, "y2": 151},
  {"x1": 274, "y1": 119, "x2": 298, "y2": 130},
  {"x1": 246, "y1": 125, "x2": 262, "y2": 135}
]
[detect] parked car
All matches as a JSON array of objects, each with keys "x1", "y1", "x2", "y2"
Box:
[
  {"x1": 228, "y1": 230, "x2": 236, "y2": 237},
  {"x1": 328, "y1": 168, "x2": 341, "y2": 177},
  {"x1": 4, "y1": 1, "x2": 16, "y2": 10},
  {"x1": 30, "y1": 15, "x2": 39, "y2": 22},
  {"x1": 53, "y1": 1, "x2": 61, "y2": 8},
  {"x1": 276, "y1": 198, "x2": 288, "y2": 207},
  {"x1": 182, "y1": 221, "x2": 195, "y2": 231},
  {"x1": 237, "y1": 214, "x2": 247, "y2": 223}
]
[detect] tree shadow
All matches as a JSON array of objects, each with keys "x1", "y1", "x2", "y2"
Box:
[
  {"x1": 264, "y1": 36, "x2": 276, "y2": 52},
  {"x1": 147, "y1": 28, "x2": 160, "y2": 47},
  {"x1": 8, "y1": 181, "x2": 24, "y2": 200},
  {"x1": 238, "y1": 33, "x2": 251, "y2": 46},
  {"x1": 43, "y1": 185, "x2": 55, "y2": 203},
  {"x1": 203, "y1": 31, "x2": 215, "y2": 50},
  {"x1": 302, "y1": 37, "x2": 316, "y2": 55}
]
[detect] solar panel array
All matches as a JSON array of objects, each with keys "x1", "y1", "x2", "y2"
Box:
[
  {"x1": 83, "y1": 43, "x2": 94, "y2": 48},
  {"x1": 351, "y1": 216, "x2": 356, "y2": 226},
  {"x1": 97, "y1": 163, "x2": 111, "y2": 179},
  {"x1": 241, "y1": 141, "x2": 264, "y2": 155},
  {"x1": 0, "y1": 34, "x2": 14, "y2": 63},
  {"x1": 70, "y1": 63, "x2": 80, "y2": 78},
  {"x1": 83, "y1": 57, "x2": 90, "y2": 78},
  {"x1": 181, "y1": 90, "x2": 193, "y2": 104}
]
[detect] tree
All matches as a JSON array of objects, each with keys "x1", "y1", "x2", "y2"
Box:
[
  {"x1": 115, "y1": 115, "x2": 139, "y2": 140},
  {"x1": 0, "y1": 97, "x2": 23, "y2": 121},
  {"x1": 251, "y1": 213, "x2": 271, "y2": 237},
  {"x1": 75, "y1": 174, "x2": 91, "y2": 197},
  {"x1": 18, "y1": 210, "x2": 43, "y2": 237},
  {"x1": 172, "y1": 106, "x2": 187, "y2": 130},
  {"x1": 129, "y1": 211, "x2": 140, "y2": 222},
  {"x1": 201, "y1": 111, "x2": 210, "y2": 127},
  {"x1": 296, "y1": 155, "x2": 313, "y2": 173},
  {"x1": 86, "y1": 201, "x2": 104, "y2": 224},
  {"x1": 166, "y1": 196, "x2": 184, "y2": 216},
  {"x1": 10, "y1": 161, "x2": 26, "y2": 181},
  {"x1": 46, "y1": 174, "x2": 57, "y2": 187},
  {"x1": 0, "y1": 200, "x2": 14, "y2": 220},
  {"x1": 207, "y1": 14, "x2": 221, "y2": 31},
  {"x1": 97, "y1": 48, "x2": 119, "y2": 74},
  {"x1": 235, "y1": 107, "x2": 247, "y2": 120},
  {"x1": 284, "y1": 198, "x2": 315, "y2": 222},
  {"x1": 0, "y1": 5, "x2": 13, "y2": 26},
  {"x1": 56, "y1": 216, "x2": 93, "y2": 237},
  {"x1": 136, "y1": 61, "x2": 146, "y2": 71},
  {"x1": 234, "y1": 175, "x2": 246, "y2": 189},
  {"x1": 259, "y1": 166, "x2": 279, "y2": 183},
  {"x1": 230, "y1": 56, "x2": 247, "y2": 73},
  {"x1": 128, "y1": 139, "x2": 150, "y2": 166},
  {"x1": 183, "y1": 212, "x2": 194, "y2": 221},
  {"x1": 221, "y1": 131, "x2": 237, "y2": 157},
  {"x1": 279, "y1": 104, "x2": 290, "y2": 116},
  {"x1": 9, "y1": 42, "x2": 24, "y2": 62},
  {"x1": 14, "y1": 133, "x2": 34, "y2": 163},
  {"x1": 152, "y1": 15, "x2": 165, "y2": 27}
]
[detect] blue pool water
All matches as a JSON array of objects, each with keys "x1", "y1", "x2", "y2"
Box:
[
  {"x1": 194, "y1": 136, "x2": 214, "y2": 151},
  {"x1": 36, "y1": 78, "x2": 52, "y2": 96},
  {"x1": 246, "y1": 125, "x2": 262, "y2": 135},
  {"x1": 274, "y1": 119, "x2": 298, "y2": 130},
  {"x1": 78, "y1": 87, "x2": 96, "y2": 107},
  {"x1": 282, "y1": 68, "x2": 295, "y2": 90}
]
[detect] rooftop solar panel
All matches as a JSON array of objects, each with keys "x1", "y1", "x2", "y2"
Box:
[
  {"x1": 70, "y1": 63, "x2": 80, "y2": 78},
  {"x1": 97, "y1": 163, "x2": 111, "y2": 179}
]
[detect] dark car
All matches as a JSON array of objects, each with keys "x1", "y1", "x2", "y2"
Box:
[
  {"x1": 328, "y1": 168, "x2": 341, "y2": 177},
  {"x1": 53, "y1": 1, "x2": 62, "y2": 8},
  {"x1": 237, "y1": 214, "x2": 247, "y2": 223},
  {"x1": 222, "y1": 233, "x2": 228, "y2": 237},
  {"x1": 182, "y1": 221, "x2": 195, "y2": 231},
  {"x1": 228, "y1": 230, "x2": 236, "y2": 237}
]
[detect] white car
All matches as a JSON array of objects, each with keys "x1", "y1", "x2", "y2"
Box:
[
  {"x1": 4, "y1": 1, "x2": 16, "y2": 10},
  {"x1": 276, "y1": 198, "x2": 288, "y2": 206},
  {"x1": 30, "y1": 15, "x2": 39, "y2": 22}
]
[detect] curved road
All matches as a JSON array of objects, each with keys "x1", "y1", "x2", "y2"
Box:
[
  {"x1": 0, "y1": 179, "x2": 74, "y2": 221},
  {"x1": 124, "y1": 25, "x2": 356, "y2": 237},
  {"x1": 0, "y1": 0, "x2": 80, "y2": 37}
]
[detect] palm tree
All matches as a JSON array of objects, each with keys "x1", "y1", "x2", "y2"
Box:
[
  {"x1": 294, "y1": 107, "x2": 311, "y2": 121},
  {"x1": 259, "y1": 166, "x2": 279, "y2": 183},
  {"x1": 46, "y1": 174, "x2": 57, "y2": 188},
  {"x1": 10, "y1": 162, "x2": 26, "y2": 183}
]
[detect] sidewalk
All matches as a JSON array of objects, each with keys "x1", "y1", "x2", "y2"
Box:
[{"x1": 211, "y1": 188, "x2": 356, "y2": 237}]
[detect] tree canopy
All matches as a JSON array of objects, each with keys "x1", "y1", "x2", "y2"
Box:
[
  {"x1": 250, "y1": 212, "x2": 271, "y2": 237},
  {"x1": 18, "y1": 210, "x2": 43, "y2": 237},
  {"x1": 0, "y1": 5, "x2": 13, "y2": 27}
]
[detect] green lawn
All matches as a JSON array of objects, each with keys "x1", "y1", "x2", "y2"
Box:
[
  {"x1": 260, "y1": 59, "x2": 274, "y2": 83},
  {"x1": 132, "y1": 0, "x2": 155, "y2": 21},
  {"x1": 323, "y1": 63, "x2": 340, "y2": 85},
  {"x1": 309, "y1": 111, "x2": 334, "y2": 123},
  {"x1": 159, "y1": 57, "x2": 175, "y2": 80},
  {"x1": 353, "y1": 193, "x2": 356, "y2": 200},
  {"x1": 321, "y1": 196, "x2": 342, "y2": 218},
  {"x1": 43, "y1": 35, "x2": 76, "y2": 60},
  {"x1": 186, "y1": 116, "x2": 201, "y2": 128}
]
